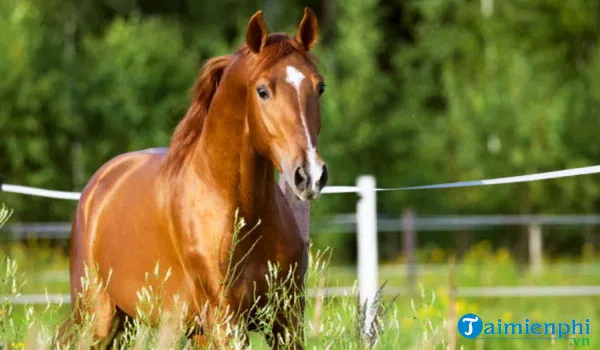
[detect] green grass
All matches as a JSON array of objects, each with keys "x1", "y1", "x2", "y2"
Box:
[
  {"x1": 0, "y1": 240, "x2": 597, "y2": 349},
  {"x1": 0, "y1": 205, "x2": 599, "y2": 349},
  {"x1": 4, "y1": 290, "x2": 598, "y2": 349}
]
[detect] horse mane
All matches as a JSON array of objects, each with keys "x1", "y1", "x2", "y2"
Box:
[
  {"x1": 161, "y1": 55, "x2": 232, "y2": 176},
  {"x1": 162, "y1": 34, "x2": 314, "y2": 177}
]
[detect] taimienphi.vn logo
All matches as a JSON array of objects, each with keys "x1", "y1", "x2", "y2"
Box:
[{"x1": 458, "y1": 313, "x2": 591, "y2": 347}]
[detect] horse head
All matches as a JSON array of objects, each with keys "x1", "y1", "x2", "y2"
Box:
[{"x1": 243, "y1": 8, "x2": 328, "y2": 201}]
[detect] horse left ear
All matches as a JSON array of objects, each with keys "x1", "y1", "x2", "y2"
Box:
[
  {"x1": 295, "y1": 7, "x2": 319, "y2": 51},
  {"x1": 247, "y1": 11, "x2": 270, "y2": 54}
]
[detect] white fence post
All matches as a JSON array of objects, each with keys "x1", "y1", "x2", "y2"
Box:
[
  {"x1": 402, "y1": 208, "x2": 417, "y2": 296},
  {"x1": 528, "y1": 224, "x2": 543, "y2": 274},
  {"x1": 357, "y1": 175, "x2": 378, "y2": 338}
]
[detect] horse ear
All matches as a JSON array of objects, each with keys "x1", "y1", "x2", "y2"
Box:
[
  {"x1": 295, "y1": 7, "x2": 319, "y2": 51},
  {"x1": 246, "y1": 11, "x2": 269, "y2": 54}
]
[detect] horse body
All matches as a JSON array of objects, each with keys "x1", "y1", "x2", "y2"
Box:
[
  {"x1": 70, "y1": 145, "x2": 304, "y2": 336},
  {"x1": 67, "y1": 8, "x2": 325, "y2": 348}
]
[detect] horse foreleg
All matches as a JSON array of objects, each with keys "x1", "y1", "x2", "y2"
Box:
[
  {"x1": 55, "y1": 317, "x2": 77, "y2": 347},
  {"x1": 266, "y1": 295, "x2": 305, "y2": 350},
  {"x1": 87, "y1": 291, "x2": 118, "y2": 349},
  {"x1": 55, "y1": 303, "x2": 120, "y2": 349},
  {"x1": 65, "y1": 276, "x2": 118, "y2": 349},
  {"x1": 193, "y1": 302, "x2": 249, "y2": 349}
]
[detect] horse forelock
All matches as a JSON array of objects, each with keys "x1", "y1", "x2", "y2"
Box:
[{"x1": 238, "y1": 33, "x2": 316, "y2": 81}]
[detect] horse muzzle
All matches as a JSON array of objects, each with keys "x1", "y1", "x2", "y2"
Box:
[{"x1": 290, "y1": 161, "x2": 328, "y2": 201}]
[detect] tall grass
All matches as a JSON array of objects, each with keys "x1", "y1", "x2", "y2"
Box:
[
  {"x1": 0, "y1": 205, "x2": 11, "y2": 228},
  {"x1": 0, "y1": 209, "x2": 441, "y2": 349},
  {"x1": 3, "y1": 207, "x2": 595, "y2": 349}
]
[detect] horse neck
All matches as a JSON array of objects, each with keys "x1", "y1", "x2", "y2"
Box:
[{"x1": 191, "y1": 68, "x2": 274, "y2": 222}]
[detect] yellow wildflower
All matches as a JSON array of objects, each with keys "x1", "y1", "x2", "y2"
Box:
[
  {"x1": 436, "y1": 286, "x2": 449, "y2": 305},
  {"x1": 456, "y1": 300, "x2": 467, "y2": 314},
  {"x1": 531, "y1": 309, "x2": 543, "y2": 321},
  {"x1": 469, "y1": 302, "x2": 479, "y2": 314},
  {"x1": 402, "y1": 317, "x2": 415, "y2": 328},
  {"x1": 495, "y1": 248, "x2": 511, "y2": 263},
  {"x1": 417, "y1": 305, "x2": 438, "y2": 319},
  {"x1": 431, "y1": 248, "x2": 446, "y2": 263}
]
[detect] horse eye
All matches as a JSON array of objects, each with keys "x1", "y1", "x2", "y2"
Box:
[
  {"x1": 257, "y1": 86, "x2": 270, "y2": 99},
  {"x1": 318, "y1": 83, "x2": 325, "y2": 97}
]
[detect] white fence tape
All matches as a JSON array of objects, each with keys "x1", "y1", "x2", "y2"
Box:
[
  {"x1": 7, "y1": 285, "x2": 600, "y2": 304},
  {"x1": 307, "y1": 285, "x2": 600, "y2": 298},
  {"x1": 3, "y1": 164, "x2": 600, "y2": 199},
  {"x1": 1, "y1": 184, "x2": 81, "y2": 200},
  {"x1": 323, "y1": 164, "x2": 600, "y2": 194}
]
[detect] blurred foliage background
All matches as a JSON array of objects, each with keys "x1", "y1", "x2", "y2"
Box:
[{"x1": 1, "y1": 0, "x2": 600, "y2": 263}]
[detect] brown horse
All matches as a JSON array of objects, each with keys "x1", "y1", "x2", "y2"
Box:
[{"x1": 66, "y1": 8, "x2": 327, "y2": 349}]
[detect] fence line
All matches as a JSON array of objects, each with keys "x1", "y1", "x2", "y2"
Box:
[
  {"x1": 1, "y1": 184, "x2": 81, "y2": 201},
  {"x1": 6, "y1": 214, "x2": 600, "y2": 240},
  {"x1": 308, "y1": 285, "x2": 600, "y2": 298},
  {"x1": 7, "y1": 285, "x2": 600, "y2": 305},
  {"x1": 17, "y1": 263, "x2": 600, "y2": 285},
  {"x1": 325, "y1": 164, "x2": 600, "y2": 193},
  {"x1": 16, "y1": 263, "x2": 600, "y2": 292},
  {"x1": 4, "y1": 165, "x2": 600, "y2": 331},
  {"x1": 3, "y1": 164, "x2": 600, "y2": 200},
  {"x1": 312, "y1": 214, "x2": 600, "y2": 233}
]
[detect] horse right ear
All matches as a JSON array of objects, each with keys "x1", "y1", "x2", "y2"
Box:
[
  {"x1": 295, "y1": 7, "x2": 319, "y2": 51},
  {"x1": 246, "y1": 11, "x2": 269, "y2": 54}
]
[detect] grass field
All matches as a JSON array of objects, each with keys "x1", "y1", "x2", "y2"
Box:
[
  {"x1": 0, "y1": 239, "x2": 597, "y2": 349},
  {"x1": 0, "y1": 207, "x2": 598, "y2": 349}
]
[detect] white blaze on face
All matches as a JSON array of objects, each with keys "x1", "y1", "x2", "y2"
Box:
[
  {"x1": 285, "y1": 65, "x2": 305, "y2": 94},
  {"x1": 285, "y1": 65, "x2": 322, "y2": 190}
]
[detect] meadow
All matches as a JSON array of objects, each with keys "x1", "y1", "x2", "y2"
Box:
[
  {"x1": 0, "y1": 207, "x2": 598, "y2": 349},
  {"x1": 0, "y1": 240, "x2": 595, "y2": 349}
]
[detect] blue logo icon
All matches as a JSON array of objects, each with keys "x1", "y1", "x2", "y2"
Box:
[{"x1": 458, "y1": 313, "x2": 483, "y2": 338}]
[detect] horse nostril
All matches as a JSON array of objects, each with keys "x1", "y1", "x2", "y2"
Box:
[
  {"x1": 318, "y1": 164, "x2": 329, "y2": 189},
  {"x1": 294, "y1": 166, "x2": 308, "y2": 189}
]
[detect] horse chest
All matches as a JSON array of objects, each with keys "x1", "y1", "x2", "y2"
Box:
[
  {"x1": 225, "y1": 227, "x2": 304, "y2": 302},
  {"x1": 179, "y1": 193, "x2": 305, "y2": 309}
]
